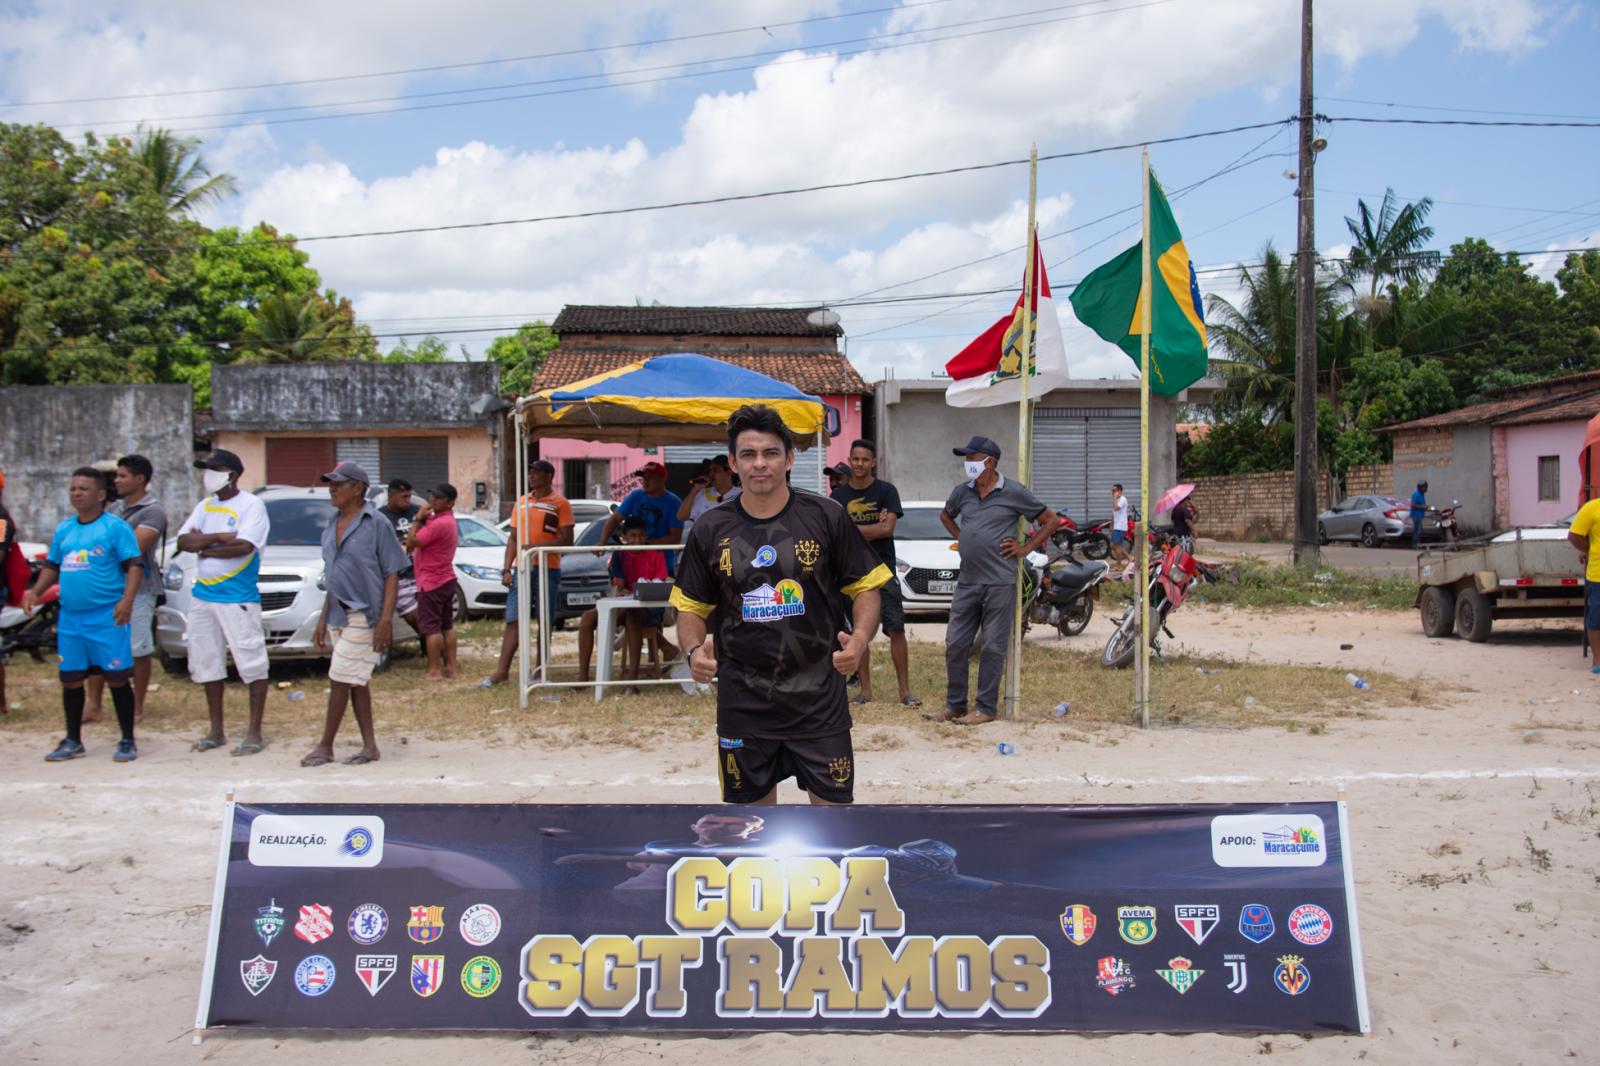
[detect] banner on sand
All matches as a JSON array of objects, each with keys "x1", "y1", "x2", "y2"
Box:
[{"x1": 196, "y1": 802, "x2": 1369, "y2": 1034}]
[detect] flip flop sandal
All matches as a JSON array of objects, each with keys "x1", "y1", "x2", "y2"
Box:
[
  {"x1": 192, "y1": 737, "x2": 224, "y2": 752},
  {"x1": 848, "y1": 694, "x2": 871, "y2": 705},
  {"x1": 230, "y1": 741, "x2": 265, "y2": 757},
  {"x1": 300, "y1": 752, "x2": 333, "y2": 767},
  {"x1": 341, "y1": 753, "x2": 378, "y2": 766},
  {"x1": 901, "y1": 694, "x2": 924, "y2": 708}
]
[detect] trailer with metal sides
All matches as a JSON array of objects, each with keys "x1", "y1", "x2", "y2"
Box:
[{"x1": 1415, "y1": 532, "x2": 1585, "y2": 642}]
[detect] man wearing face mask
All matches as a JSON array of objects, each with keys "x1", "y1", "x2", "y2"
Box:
[
  {"x1": 175, "y1": 450, "x2": 271, "y2": 755},
  {"x1": 933, "y1": 436, "x2": 1059, "y2": 725}
]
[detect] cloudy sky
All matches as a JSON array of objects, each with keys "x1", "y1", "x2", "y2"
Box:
[{"x1": 3, "y1": 0, "x2": 1596, "y2": 381}]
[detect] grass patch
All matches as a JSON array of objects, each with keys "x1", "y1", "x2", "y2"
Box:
[
  {"x1": 0, "y1": 627, "x2": 1414, "y2": 751},
  {"x1": 1106, "y1": 560, "x2": 1415, "y2": 611}
]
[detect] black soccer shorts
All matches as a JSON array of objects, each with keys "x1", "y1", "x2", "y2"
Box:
[{"x1": 716, "y1": 730, "x2": 854, "y2": 804}]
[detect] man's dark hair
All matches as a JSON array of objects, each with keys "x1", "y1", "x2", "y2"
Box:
[
  {"x1": 708, "y1": 454, "x2": 731, "y2": 470},
  {"x1": 850, "y1": 438, "x2": 876, "y2": 456},
  {"x1": 1113, "y1": 483, "x2": 1123, "y2": 492},
  {"x1": 727, "y1": 404, "x2": 794, "y2": 455},
  {"x1": 117, "y1": 454, "x2": 153, "y2": 484},
  {"x1": 71, "y1": 466, "x2": 109, "y2": 495},
  {"x1": 387, "y1": 477, "x2": 412, "y2": 492}
]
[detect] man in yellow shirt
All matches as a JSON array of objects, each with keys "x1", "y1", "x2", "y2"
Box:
[{"x1": 1568, "y1": 498, "x2": 1600, "y2": 673}]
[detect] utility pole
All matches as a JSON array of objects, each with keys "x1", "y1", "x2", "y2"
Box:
[{"x1": 1291, "y1": 0, "x2": 1320, "y2": 566}]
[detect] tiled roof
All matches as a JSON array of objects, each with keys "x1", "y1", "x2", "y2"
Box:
[
  {"x1": 533, "y1": 349, "x2": 871, "y2": 396},
  {"x1": 1386, "y1": 373, "x2": 1600, "y2": 433},
  {"x1": 553, "y1": 305, "x2": 842, "y2": 337},
  {"x1": 1385, "y1": 395, "x2": 1551, "y2": 432},
  {"x1": 1494, "y1": 389, "x2": 1600, "y2": 427}
]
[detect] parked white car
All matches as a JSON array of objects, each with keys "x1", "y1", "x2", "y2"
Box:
[{"x1": 890, "y1": 501, "x2": 1046, "y2": 617}]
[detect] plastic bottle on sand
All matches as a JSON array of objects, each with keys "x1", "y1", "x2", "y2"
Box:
[{"x1": 1344, "y1": 673, "x2": 1370, "y2": 690}]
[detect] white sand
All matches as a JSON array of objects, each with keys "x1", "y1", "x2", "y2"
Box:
[{"x1": 1, "y1": 606, "x2": 1596, "y2": 1064}]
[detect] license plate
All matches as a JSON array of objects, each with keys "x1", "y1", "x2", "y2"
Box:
[
  {"x1": 928, "y1": 580, "x2": 957, "y2": 594},
  {"x1": 567, "y1": 591, "x2": 602, "y2": 605}
]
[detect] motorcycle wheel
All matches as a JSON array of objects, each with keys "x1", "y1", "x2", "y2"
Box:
[
  {"x1": 1100, "y1": 608, "x2": 1138, "y2": 669},
  {"x1": 1059, "y1": 596, "x2": 1093, "y2": 637},
  {"x1": 1080, "y1": 534, "x2": 1111, "y2": 560}
]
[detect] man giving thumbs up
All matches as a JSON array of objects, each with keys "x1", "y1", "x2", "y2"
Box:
[{"x1": 671, "y1": 405, "x2": 889, "y2": 805}]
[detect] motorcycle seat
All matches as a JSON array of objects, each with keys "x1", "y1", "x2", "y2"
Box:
[{"x1": 1050, "y1": 558, "x2": 1110, "y2": 591}]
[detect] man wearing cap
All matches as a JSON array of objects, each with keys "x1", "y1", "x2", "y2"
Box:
[
  {"x1": 376, "y1": 477, "x2": 422, "y2": 633},
  {"x1": 484, "y1": 459, "x2": 572, "y2": 688},
  {"x1": 301, "y1": 461, "x2": 408, "y2": 766},
  {"x1": 934, "y1": 436, "x2": 1060, "y2": 725},
  {"x1": 406, "y1": 483, "x2": 461, "y2": 681},
  {"x1": 175, "y1": 449, "x2": 271, "y2": 754},
  {"x1": 677, "y1": 454, "x2": 740, "y2": 527},
  {"x1": 600, "y1": 462, "x2": 683, "y2": 560},
  {"x1": 826, "y1": 462, "x2": 851, "y2": 495}
]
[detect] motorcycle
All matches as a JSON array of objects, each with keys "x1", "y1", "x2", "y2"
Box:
[
  {"x1": 1029, "y1": 551, "x2": 1113, "y2": 637},
  {"x1": 1052, "y1": 514, "x2": 1113, "y2": 560},
  {"x1": 1435, "y1": 500, "x2": 1461, "y2": 544},
  {"x1": 1100, "y1": 529, "x2": 1215, "y2": 669},
  {"x1": 0, "y1": 582, "x2": 59, "y2": 663}
]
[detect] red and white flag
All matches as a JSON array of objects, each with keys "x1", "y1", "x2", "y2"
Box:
[{"x1": 944, "y1": 231, "x2": 1071, "y2": 407}]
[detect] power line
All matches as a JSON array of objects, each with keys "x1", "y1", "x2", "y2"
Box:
[
  {"x1": 0, "y1": 0, "x2": 964, "y2": 109},
  {"x1": 1319, "y1": 96, "x2": 1600, "y2": 123},
  {"x1": 51, "y1": 1, "x2": 1141, "y2": 130},
  {"x1": 1322, "y1": 113, "x2": 1600, "y2": 130}
]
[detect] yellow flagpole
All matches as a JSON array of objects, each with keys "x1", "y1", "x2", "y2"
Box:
[
  {"x1": 1137, "y1": 147, "x2": 1153, "y2": 729},
  {"x1": 1004, "y1": 145, "x2": 1038, "y2": 721}
]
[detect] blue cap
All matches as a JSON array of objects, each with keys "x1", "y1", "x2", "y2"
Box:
[{"x1": 953, "y1": 435, "x2": 1001, "y2": 459}]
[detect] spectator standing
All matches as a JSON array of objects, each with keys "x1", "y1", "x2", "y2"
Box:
[
  {"x1": 601, "y1": 462, "x2": 683, "y2": 563},
  {"x1": 1169, "y1": 494, "x2": 1199, "y2": 549},
  {"x1": 672, "y1": 404, "x2": 888, "y2": 806},
  {"x1": 677, "y1": 455, "x2": 740, "y2": 528},
  {"x1": 1110, "y1": 483, "x2": 1132, "y2": 563},
  {"x1": 831, "y1": 439, "x2": 919, "y2": 708},
  {"x1": 376, "y1": 477, "x2": 421, "y2": 632},
  {"x1": 826, "y1": 462, "x2": 850, "y2": 495},
  {"x1": 301, "y1": 461, "x2": 408, "y2": 766},
  {"x1": 484, "y1": 460, "x2": 572, "y2": 688},
  {"x1": 85, "y1": 455, "x2": 167, "y2": 725},
  {"x1": 0, "y1": 469, "x2": 14, "y2": 714},
  {"x1": 1410, "y1": 480, "x2": 1429, "y2": 550},
  {"x1": 1567, "y1": 497, "x2": 1600, "y2": 673},
  {"x1": 176, "y1": 450, "x2": 270, "y2": 756},
  {"x1": 407, "y1": 483, "x2": 460, "y2": 681},
  {"x1": 934, "y1": 436, "x2": 1059, "y2": 726},
  {"x1": 26, "y1": 468, "x2": 142, "y2": 762}
]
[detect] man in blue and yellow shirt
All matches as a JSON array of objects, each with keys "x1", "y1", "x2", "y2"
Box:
[
  {"x1": 1568, "y1": 497, "x2": 1600, "y2": 673},
  {"x1": 24, "y1": 467, "x2": 143, "y2": 762}
]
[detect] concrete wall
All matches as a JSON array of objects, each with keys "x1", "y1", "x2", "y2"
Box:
[
  {"x1": 1189, "y1": 465, "x2": 1390, "y2": 541},
  {"x1": 210, "y1": 362, "x2": 501, "y2": 430},
  {"x1": 1391, "y1": 425, "x2": 1494, "y2": 535},
  {"x1": 212, "y1": 428, "x2": 498, "y2": 507},
  {"x1": 1503, "y1": 420, "x2": 1585, "y2": 526},
  {"x1": 874, "y1": 379, "x2": 1184, "y2": 504},
  {"x1": 0, "y1": 384, "x2": 198, "y2": 541}
]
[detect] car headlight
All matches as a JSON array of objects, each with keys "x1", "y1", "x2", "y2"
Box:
[
  {"x1": 457, "y1": 564, "x2": 504, "y2": 582},
  {"x1": 895, "y1": 559, "x2": 910, "y2": 574},
  {"x1": 162, "y1": 562, "x2": 184, "y2": 591}
]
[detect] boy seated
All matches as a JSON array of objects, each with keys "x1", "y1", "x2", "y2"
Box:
[{"x1": 576, "y1": 517, "x2": 678, "y2": 685}]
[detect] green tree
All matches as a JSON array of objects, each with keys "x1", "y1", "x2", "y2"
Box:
[
  {"x1": 239, "y1": 289, "x2": 375, "y2": 364},
  {"x1": 131, "y1": 126, "x2": 238, "y2": 216},
  {"x1": 1342, "y1": 188, "x2": 1439, "y2": 329},
  {"x1": 381, "y1": 335, "x2": 449, "y2": 363},
  {"x1": 485, "y1": 321, "x2": 556, "y2": 393}
]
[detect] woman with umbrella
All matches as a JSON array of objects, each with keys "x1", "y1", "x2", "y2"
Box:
[{"x1": 1153, "y1": 483, "x2": 1199, "y2": 551}]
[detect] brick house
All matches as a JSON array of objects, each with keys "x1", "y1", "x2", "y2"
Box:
[
  {"x1": 532, "y1": 305, "x2": 871, "y2": 500},
  {"x1": 1385, "y1": 370, "x2": 1600, "y2": 532}
]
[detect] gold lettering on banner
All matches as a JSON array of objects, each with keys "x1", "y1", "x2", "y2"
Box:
[
  {"x1": 852, "y1": 936, "x2": 936, "y2": 1012},
  {"x1": 784, "y1": 937, "x2": 856, "y2": 1012},
  {"x1": 719, "y1": 936, "x2": 785, "y2": 1012}
]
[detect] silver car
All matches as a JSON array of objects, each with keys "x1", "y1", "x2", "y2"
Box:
[{"x1": 1317, "y1": 495, "x2": 1440, "y2": 547}]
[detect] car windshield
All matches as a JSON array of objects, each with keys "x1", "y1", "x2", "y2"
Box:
[
  {"x1": 577, "y1": 521, "x2": 608, "y2": 547},
  {"x1": 263, "y1": 498, "x2": 335, "y2": 546},
  {"x1": 456, "y1": 516, "x2": 505, "y2": 548},
  {"x1": 897, "y1": 507, "x2": 953, "y2": 540}
]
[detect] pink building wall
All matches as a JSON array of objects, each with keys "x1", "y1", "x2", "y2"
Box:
[
  {"x1": 1503, "y1": 420, "x2": 1585, "y2": 526},
  {"x1": 537, "y1": 393, "x2": 866, "y2": 500}
]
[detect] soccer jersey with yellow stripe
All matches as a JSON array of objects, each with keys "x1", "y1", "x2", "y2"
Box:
[{"x1": 671, "y1": 491, "x2": 890, "y2": 739}]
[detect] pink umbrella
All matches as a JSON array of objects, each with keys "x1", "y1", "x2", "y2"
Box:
[{"x1": 1152, "y1": 482, "x2": 1196, "y2": 517}]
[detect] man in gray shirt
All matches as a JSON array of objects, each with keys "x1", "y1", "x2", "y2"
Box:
[
  {"x1": 301, "y1": 461, "x2": 408, "y2": 767},
  {"x1": 932, "y1": 436, "x2": 1059, "y2": 725},
  {"x1": 86, "y1": 454, "x2": 168, "y2": 725}
]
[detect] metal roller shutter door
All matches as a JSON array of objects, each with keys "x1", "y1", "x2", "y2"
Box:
[
  {"x1": 1087, "y1": 414, "x2": 1143, "y2": 519},
  {"x1": 336, "y1": 438, "x2": 382, "y2": 484},
  {"x1": 379, "y1": 437, "x2": 449, "y2": 494},
  {"x1": 667, "y1": 442, "x2": 826, "y2": 493},
  {"x1": 1030, "y1": 412, "x2": 1088, "y2": 519},
  {"x1": 265, "y1": 437, "x2": 336, "y2": 487}
]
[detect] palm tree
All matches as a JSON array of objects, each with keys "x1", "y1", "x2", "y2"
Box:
[
  {"x1": 241, "y1": 292, "x2": 350, "y2": 363},
  {"x1": 1342, "y1": 188, "x2": 1439, "y2": 331},
  {"x1": 132, "y1": 126, "x2": 237, "y2": 215}
]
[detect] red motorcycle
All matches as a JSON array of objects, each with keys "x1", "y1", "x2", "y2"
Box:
[
  {"x1": 1051, "y1": 513, "x2": 1113, "y2": 560},
  {"x1": 1100, "y1": 529, "x2": 1215, "y2": 669}
]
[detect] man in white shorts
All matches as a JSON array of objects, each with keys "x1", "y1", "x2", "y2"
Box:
[
  {"x1": 175, "y1": 450, "x2": 271, "y2": 755},
  {"x1": 301, "y1": 461, "x2": 407, "y2": 767}
]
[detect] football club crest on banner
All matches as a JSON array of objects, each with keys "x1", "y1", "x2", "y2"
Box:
[
  {"x1": 295, "y1": 902, "x2": 333, "y2": 944},
  {"x1": 1274, "y1": 954, "x2": 1311, "y2": 996},
  {"x1": 1224, "y1": 954, "x2": 1248, "y2": 994},
  {"x1": 1174, "y1": 904, "x2": 1219, "y2": 946},
  {"x1": 461, "y1": 955, "x2": 503, "y2": 998},
  {"x1": 348, "y1": 903, "x2": 388, "y2": 945},
  {"x1": 1239, "y1": 903, "x2": 1275, "y2": 943},
  {"x1": 294, "y1": 955, "x2": 336, "y2": 997},
  {"x1": 1059, "y1": 904, "x2": 1097, "y2": 946},
  {"x1": 407, "y1": 905, "x2": 446, "y2": 944},
  {"x1": 1117, "y1": 905, "x2": 1157, "y2": 945},
  {"x1": 1095, "y1": 956, "x2": 1136, "y2": 996},
  {"x1": 1156, "y1": 956, "x2": 1204, "y2": 995},
  {"x1": 459, "y1": 903, "x2": 502, "y2": 947},
  {"x1": 240, "y1": 955, "x2": 277, "y2": 996},
  {"x1": 411, "y1": 955, "x2": 445, "y2": 997},
  {"x1": 1289, "y1": 904, "x2": 1334, "y2": 945},
  {"x1": 253, "y1": 899, "x2": 284, "y2": 948},
  {"x1": 355, "y1": 954, "x2": 398, "y2": 996}
]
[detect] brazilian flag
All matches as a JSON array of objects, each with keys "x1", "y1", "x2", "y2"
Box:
[{"x1": 1068, "y1": 170, "x2": 1208, "y2": 396}]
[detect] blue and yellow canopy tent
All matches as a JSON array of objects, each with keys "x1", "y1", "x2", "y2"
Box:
[{"x1": 517, "y1": 351, "x2": 836, "y2": 447}]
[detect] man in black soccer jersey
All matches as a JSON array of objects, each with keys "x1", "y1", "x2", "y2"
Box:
[{"x1": 671, "y1": 405, "x2": 891, "y2": 806}]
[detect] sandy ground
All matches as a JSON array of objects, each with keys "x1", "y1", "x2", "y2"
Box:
[{"x1": 2, "y1": 606, "x2": 1597, "y2": 1065}]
